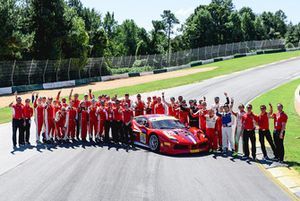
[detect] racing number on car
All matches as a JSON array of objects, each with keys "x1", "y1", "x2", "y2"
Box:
[{"x1": 140, "y1": 132, "x2": 146, "y2": 144}]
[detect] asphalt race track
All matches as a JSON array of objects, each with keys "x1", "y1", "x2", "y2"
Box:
[{"x1": 1, "y1": 57, "x2": 300, "y2": 201}]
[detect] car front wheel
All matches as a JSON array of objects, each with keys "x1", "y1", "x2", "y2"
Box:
[{"x1": 149, "y1": 134, "x2": 160, "y2": 152}]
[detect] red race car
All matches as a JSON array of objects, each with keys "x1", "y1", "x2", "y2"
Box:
[{"x1": 132, "y1": 114, "x2": 209, "y2": 154}]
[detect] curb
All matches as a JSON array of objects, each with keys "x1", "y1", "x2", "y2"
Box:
[{"x1": 0, "y1": 48, "x2": 298, "y2": 95}]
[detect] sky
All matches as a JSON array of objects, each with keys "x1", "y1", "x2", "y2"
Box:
[{"x1": 80, "y1": 0, "x2": 300, "y2": 31}]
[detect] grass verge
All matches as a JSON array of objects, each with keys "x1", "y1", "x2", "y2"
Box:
[
  {"x1": 251, "y1": 78, "x2": 300, "y2": 173},
  {"x1": 1, "y1": 51, "x2": 300, "y2": 124}
]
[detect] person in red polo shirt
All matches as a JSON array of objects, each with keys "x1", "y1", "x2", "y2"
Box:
[
  {"x1": 242, "y1": 104, "x2": 258, "y2": 160},
  {"x1": 162, "y1": 92, "x2": 177, "y2": 117},
  {"x1": 23, "y1": 98, "x2": 33, "y2": 145},
  {"x1": 122, "y1": 103, "x2": 134, "y2": 145},
  {"x1": 145, "y1": 97, "x2": 152, "y2": 114},
  {"x1": 112, "y1": 100, "x2": 123, "y2": 143},
  {"x1": 154, "y1": 97, "x2": 165, "y2": 115},
  {"x1": 69, "y1": 89, "x2": 81, "y2": 139},
  {"x1": 134, "y1": 94, "x2": 145, "y2": 116},
  {"x1": 9, "y1": 95, "x2": 25, "y2": 148},
  {"x1": 151, "y1": 96, "x2": 157, "y2": 114},
  {"x1": 258, "y1": 104, "x2": 277, "y2": 160},
  {"x1": 272, "y1": 103, "x2": 288, "y2": 163},
  {"x1": 104, "y1": 101, "x2": 114, "y2": 143}
]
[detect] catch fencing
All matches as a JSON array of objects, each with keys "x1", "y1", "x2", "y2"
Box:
[{"x1": 0, "y1": 39, "x2": 287, "y2": 87}]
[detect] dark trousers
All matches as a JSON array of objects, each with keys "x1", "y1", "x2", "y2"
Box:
[
  {"x1": 273, "y1": 130, "x2": 285, "y2": 161},
  {"x1": 24, "y1": 119, "x2": 31, "y2": 143},
  {"x1": 104, "y1": 121, "x2": 113, "y2": 142},
  {"x1": 123, "y1": 123, "x2": 133, "y2": 144},
  {"x1": 259, "y1": 129, "x2": 277, "y2": 158},
  {"x1": 243, "y1": 129, "x2": 256, "y2": 158},
  {"x1": 12, "y1": 119, "x2": 24, "y2": 146},
  {"x1": 189, "y1": 120, "x2": 199, "y2": 128},
  {"x1": 112, "y1": 121, "x2": 122, "y2": 142}
]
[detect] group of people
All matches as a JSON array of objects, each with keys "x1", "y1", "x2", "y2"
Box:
[{"x1": 10, "y1": 89, "x2": 288, "y2": 163}]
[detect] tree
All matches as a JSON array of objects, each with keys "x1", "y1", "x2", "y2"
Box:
[
  {"x1": 285, "y1": 23, "x2": 300, "y2": 46},
  {"x1": 161, "y1": 10, "x2": 179, "y2": 54},
  {"x1": 226, "y1": 11, "x2": 243, "y2": 42},
  {"x1": 183, "y1": 7, "x2": 215, "y2": 48},
  {"x1": 63, "y1": 7, "x2": 89, "y2": 60},
  {"x1": 0, "y1": 0, "x2": 32, "y2": 60},
  {"x1": 149, "y1": 20, "x2": 167, "y2": 54},
  {"x1": 31, "y1": 0, "x2": 68, "y2": 59},
  {"x1": 241, "y1": 12, "x2": 256, "y2": 41}
]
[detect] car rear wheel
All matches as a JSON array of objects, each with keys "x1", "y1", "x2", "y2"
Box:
[{"x1": 149, "y1": 134, "x2": 160, "y2": 152}]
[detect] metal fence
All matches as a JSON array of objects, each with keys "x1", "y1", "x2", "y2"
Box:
[{"x1": 0, "y1": 39, "x2": 287, "y2": 87}]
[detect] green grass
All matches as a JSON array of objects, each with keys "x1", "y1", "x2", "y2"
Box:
[
  {"x1": 1, "y1": 51, "x2": 300, "y2": 124},
  {"x1": 251, "y1": 78, "x2": 300, "y2": 173}
]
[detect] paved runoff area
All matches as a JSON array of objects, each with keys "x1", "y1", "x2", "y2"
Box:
[
  {"x1": 0, "y1": 67, "x2": 217, "y2": 108},
  {"x1": 1, "y1": 58, "x2": 300, "y2": 201}
]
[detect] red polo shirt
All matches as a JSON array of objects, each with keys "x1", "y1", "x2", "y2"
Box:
[
  {"x1": 258, "y1": 113, "x2": 269, "y2": 130},
  {"x1": 113, "y1": 107, "x2": 123, "y2": 121},
  {"x1": 23, "y1": 105, "x2": 33, "y2": 119},
  {"x1": 242, "y1": 112, "x2": 258, "y2": 130},
  {"x1": 272, "y1": 112, "x2": 288, "y2": 130},
  {"x1": 73, "y1": 99, "x2": 80, "y2": 108},
  {"x1": 12, "y1": 104, "x2": 24, "y2": 119},
  {"x1": 123, "y1": 109, "x2": 134, "y2": 124},
  {"x1": 154, "y1": 103, "x2": 165, "y2": 114}
]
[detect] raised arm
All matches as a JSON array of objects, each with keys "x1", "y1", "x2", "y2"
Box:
[
  {"x1": 14, "y1": 91, "x2": 18, "y2": 101},
  {"x1": 89, "y1": 89, "x2": 93, "y2": 100},
  {"x1": 56, "y1": 90, "x2": 61, "y2": 101},
  {"x1": 268, "y1": 103, "x2": 273, "y2": 118},
  {"x1": 33, "y1": 93, "x2": 39, "y2": 108},
  {"x1": 224, "y1": 92, "x2": 229, "y2": 105},
  {"x1": 162, "y1": 92, "x2": 170, "y2": 107},
  {"x1": 69, "y1": 89, "x2": 73, "y2": 101}
]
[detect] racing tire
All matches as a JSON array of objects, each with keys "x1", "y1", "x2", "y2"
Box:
[{"x1": 149, "y1": 134, "x2": 160, "y2": 153}]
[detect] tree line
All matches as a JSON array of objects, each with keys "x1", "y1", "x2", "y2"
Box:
[{"x1": 0, "y1": 0, "x2": 299, "y2": 62}]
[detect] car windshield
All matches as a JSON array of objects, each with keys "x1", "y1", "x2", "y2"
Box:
[{"x1": 151, "y1": 119, "x2": 186, "y2": 129}]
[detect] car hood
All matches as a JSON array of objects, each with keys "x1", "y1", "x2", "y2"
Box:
[{"x1": 161, "y1": 128, "x2": 200, "y2": 144}]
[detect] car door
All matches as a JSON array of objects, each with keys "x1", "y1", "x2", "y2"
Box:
[{"x1": 134, "y1": 117, "x2": 149, "y2": 145}]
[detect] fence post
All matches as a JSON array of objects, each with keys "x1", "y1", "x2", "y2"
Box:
[
  {"x1": 11, "y1": 60, "x2": 16, "y2": 86},
  {"x1": 128, "y1": 55, "x2": 132, "y2": 68},
  {"x1": 204, "y1": 46, "x2": 207, "y2": 60},
  {"x1": 87, "y1": 58, "x2": 91, "y2": 78},
  {"x1": 238, "y1": 42, "x2": 241, "y2": 54},
  {"x1": 68, "y1": 58, "x2": 72, "y2": 81},
  {"x1": 43, "y1": 59, "x2": 49, "y2": 83},
  {"x1": 145, "y1": 54, "x2": 149, "y2": 68},
  {"x1": 28, "y1": 59, "x2": 34, "y2": 85},
  {"x1": 217, "y1": 45, "x2": 221, "y2": 57},
  {"x1": 225, "y1": 43, "x2": 228, "y2": 56},
  {"x1": 99, "y1": 58, "x2": 104, "y2": 76},
  {"x1": 56, "y1": 59, "x2": 61, "y2": 82}
]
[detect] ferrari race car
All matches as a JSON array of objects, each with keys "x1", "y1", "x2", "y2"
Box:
[{"x1": 132, "y1": 114, "x2": 209, "y2": 154}]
